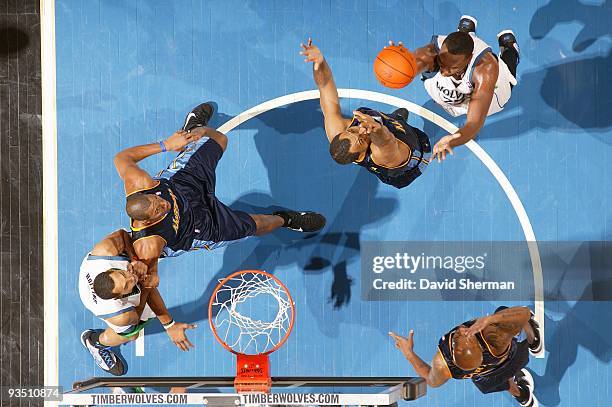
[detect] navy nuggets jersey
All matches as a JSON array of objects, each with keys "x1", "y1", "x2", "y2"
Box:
[
  {"x1": 350, "y1": 107, "x2": 430, "y2": 189},
  {"x1": 438, "y1": 319, "x2": 517, "y2": 379},
  {"x1": 129, "y1": 179, "x2": 196, "y2": 251}
]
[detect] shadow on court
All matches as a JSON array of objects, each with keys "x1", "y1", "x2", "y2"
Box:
[
  {"x1": 483, "y1": 51, "x2": 612, "y2": 140},
  {"x1": 530, "y1": 0, "x2": 611, "y2": 53},
  {"x1": 482, "y1": 0, "x2": 612, "y2": 144},
  {"x1": 527, "y1": 240, "x2": 612, "y2": 406}
]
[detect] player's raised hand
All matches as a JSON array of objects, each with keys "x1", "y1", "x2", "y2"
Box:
[
  {"x1": 464, "y1": 317, "x2": 492, "y2": 338},
  {"x1": 386, "y1": 40, "x2": 404, "y2": 48},
  {"x1": 187, "y1": 126, "x2": 209, "y2": 139},
  {"x1": 164, "y1": 129, "x2": 203, "y2": 152},
  {"x1": 353, "y1": 111, "x2": 382, "y2": 134},
  {"x1": 167, "y1": 322, "x2": 197, "y2": 352},
  {"x1": 300, "y1": 38, "x2": 324, "y2": 70},
  {"x1": 431, "y1": 133, "x2": 460, "y2": 162},
  {"x1": 141, "y1": 272, "x2": 159, "y2": 288},
  {"x1": 389, "y1": 330, "x2": 415, "y2": 356},
  {"x1": 128, "y1": 260, "x2": 148, "y2": 280}
]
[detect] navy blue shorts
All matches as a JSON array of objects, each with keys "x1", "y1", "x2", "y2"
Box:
[
  {"x1": 156, "y1": 137, "x2": 256, "y2": 257},
  {"x1": 471, "y1": 340, "x2": 530, "y2": 394}
]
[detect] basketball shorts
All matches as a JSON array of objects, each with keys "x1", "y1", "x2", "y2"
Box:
[
  {"x1": 156, "y1": 137, "x2": 257, "y2": 257},
  {"x1": 471, "y1": 340, "x2": 530, "y2": 394}
]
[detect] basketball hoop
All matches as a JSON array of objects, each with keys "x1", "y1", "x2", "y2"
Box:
[{"x1": 208, "y1": 270, "x2": 295, "y2": 393}]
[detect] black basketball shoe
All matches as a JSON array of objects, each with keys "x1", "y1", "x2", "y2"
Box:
[
  {"x1": 457, "y1": 15, "x2": 477, "y2": 33},
  {"x1": 80, "y1": 329, "x2": 126, "y2": 376},
  {"x1": 274, "y1": 211, "x2": 326, "y2": 233},
  {"x1": 182, "y1": 102, "x2": 216, "y2": 132},
  {"x1": 527, "y1": 311, "x2": 543, "y2": 355},
  {"x1": 498, "y1": 30, "x2": 520, "y2": 64},
  {"x1": 391, "y1": 108, "x2": 409, "y2": 122},
  {"x1": 513, "y1": 369, "x2": 539, "y2": 407}
]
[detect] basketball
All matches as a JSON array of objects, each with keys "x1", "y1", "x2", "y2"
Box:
[{"x1": 373, "y1": 45, "x2": 417, "y2": 89}]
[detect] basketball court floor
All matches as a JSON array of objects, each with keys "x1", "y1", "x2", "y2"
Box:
[{"x1": 44, "y1": 1, "x2": 612, "y2": 406}]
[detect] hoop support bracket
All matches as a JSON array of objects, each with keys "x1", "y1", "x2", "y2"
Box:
[{"x1": 235, "y1": 353, "x2": 271, "y2": 393}]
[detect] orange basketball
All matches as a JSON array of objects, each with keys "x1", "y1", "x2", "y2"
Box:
[{"x1": 373, "y1": 45, "x2": 417, "y2": 89}]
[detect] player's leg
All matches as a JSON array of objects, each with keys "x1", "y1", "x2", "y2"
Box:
[
  {"x1": 511, "y1": 369, "x2": 539, "y2": 406},
  {"x1": 199, "y1": 197, "x2": 327, "y2": 243},
  {"x1": 158, "y1": 102, "x2": 220, "y2": 185},
  {"x1": 80, "y1": 306, "x2": 154, "y2": 375},
  {"x1": 249, "y1": 214, "x2": 285, "y2": 235},
  {"x1": 472, "y1": 338, "x2": 537, "y2": 405},
  {"x1": 253, "y1": 211, "x2": 327, "y2": 235},
  {"x1": 507, "y1": 376, "x2": 522, "y2": 397},
  {"x1": 508, "y1": 341, "x2": 537, "y2": 406},
  {"x1": 99, "y1": 326, "x2": 139, "y2": 346},
  {"x1": 523, "y1": 311, "x2": 543, "y2": 355},
  {"x1": 497, "y1": 30, "x2": 520, "y2": 80},
  {"x1": 242, "y1": 211, "x2": 327, "y2": 237},
  {"x1": 80, "y1": 328, "x2": 130, "y2": 376},
  {"x1": 189, "y1": 200, "x2": 327, "y2": 251}
]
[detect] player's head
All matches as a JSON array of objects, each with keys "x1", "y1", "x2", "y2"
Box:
[
  {"x1": 329, "y1": 127, "x2": 369, "y2": 165},
  {"x1": 93, "y1": 269, "x2": 138, "y2": 299},
  {"x1": 126, "y1": 193, "x2": 171, "y2": 221},
  {"x1": 451, "y1": 326, "x2": 483, "y2": 371},
  {"x1": 439, "y1": 32, "x2": 474, "y2": 77}
]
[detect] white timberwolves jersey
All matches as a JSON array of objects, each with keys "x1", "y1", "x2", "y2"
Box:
[
  {"x1": 78, "y1": 254, "x2": 141, "y2": 332},
  {"x1": 423, "y1": 33, "x2": 517, "y2": 117}
]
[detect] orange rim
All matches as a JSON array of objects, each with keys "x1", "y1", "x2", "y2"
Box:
[{"x1": 208, "y1": 269, "x2": 296, "y2": 355}]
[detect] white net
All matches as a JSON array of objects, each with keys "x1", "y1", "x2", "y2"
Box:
[{"x1": 210, "y1": 271, "x2": 294, "y2": 355}]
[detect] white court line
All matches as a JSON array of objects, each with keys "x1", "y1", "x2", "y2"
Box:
[
  {"x1": 41, "y1": 0, "x2": 60, "y2": 403},
  {"x1": 218, "y1": 89, "x2": 545, "y2": 357},
  {"x1": 135, "y1": 329, "x2": 145, "y2": 357}
]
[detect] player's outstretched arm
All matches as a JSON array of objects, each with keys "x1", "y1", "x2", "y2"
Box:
[
  {"x1": 114, "y1": 130, "x2": 205, "y2": 195},
  {"x1": 389, "y1": 330, "x2": 451, "y2": 388},
  {"x1": 146, "y1": 288, "x2": 197, "y2": 352},
  {"x1": 188, "y1": 126, "x2": 228, "y2": 152},
  {"x1": 90, "y1": 229, "x2": 148, "y2": 280},
  {"x1": 132, "y1": 237, "x2": 166, "y2": 288},
  {"x1": 389, "y1": 41, "x2": 438, "y2": 75},
  {"x1": 353, "y1": 110, "x2": 404, "y2": 166},
  {"x1": 300, "y1": 38, "x2": 347, "y2": 142},
  {"x1": 451, "y1": 56, "x2": 498, "y2": 146},
  {"x1": 465, "y1": 306, "x2": 531, "y2": 338},
  {"x1": 90, "y1": 229, "x2": 130, "y2": 257}
]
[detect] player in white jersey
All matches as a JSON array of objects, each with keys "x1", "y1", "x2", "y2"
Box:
[
  {"x1": 78, "y1": 229, "x2": 196, "y2": 375},
  {"x1": 393, "y1": 15, "x2": 520, "y2": 162}
]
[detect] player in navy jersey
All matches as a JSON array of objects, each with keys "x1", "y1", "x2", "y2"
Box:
[
  {"x1": 389, "y1": 306, "x2": 542, "y2": 406},
  {"x1": 301, "y1": 38, "x2": 431, "y2": 189},
  {"x1": 114, "y1": 102, "x2": 326, "y2": 288}
]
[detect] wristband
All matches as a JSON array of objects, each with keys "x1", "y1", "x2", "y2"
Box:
[
  {"x1": 162, "y1": 318, "x2": 175, "y2": 330},
  {"x1": 159, "y1": 140, "x2": 167, "y2": 152}
]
